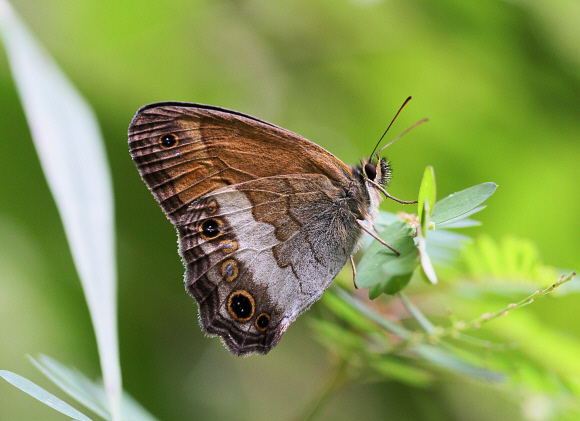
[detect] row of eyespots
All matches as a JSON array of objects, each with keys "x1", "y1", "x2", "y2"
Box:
[
  {"x1": 220, "y1": 249, "x2": 268, "y2": 330},
  {"x1": 227, "y1": 290, "x2": 270, "y2": 331},
  {"x1": 200, "y1": 200, "x2": 270, "y2": 332},
  {"x1": 222, "y1": 262, "x2": 270, "y2": 331},
  {"x1": 158, "y1": 136, "x2": 271, "y2": 332},
  {"x1": 198, "y1": 199, "x2": 221, "y2": 240}
]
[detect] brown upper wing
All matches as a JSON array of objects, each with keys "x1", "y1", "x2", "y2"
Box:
[{"x1": 128, "y1": 102, "x2": 355, "y2": 225}]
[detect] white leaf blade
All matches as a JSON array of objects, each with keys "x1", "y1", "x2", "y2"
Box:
[
  {"x1": 30, "y1": 356, "x2": 110, "y2": 420},
  {"x1": 0, "y1": 370, "x2": 93, "y2": 421},
  {"x1": 32, "y1": 355, "x2": 162, "y2": 421},
  {"x1": 0, "y1": 3, "x2": 120, "y2": 420}
]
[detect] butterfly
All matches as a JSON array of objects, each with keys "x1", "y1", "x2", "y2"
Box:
[{"x1": 128, "y1": 101, "x2": 415, "y2": 355}]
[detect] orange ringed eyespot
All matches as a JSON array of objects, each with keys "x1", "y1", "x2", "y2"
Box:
[{"x1": 227, "y1": 290, "x2": 254, "y2": 322}]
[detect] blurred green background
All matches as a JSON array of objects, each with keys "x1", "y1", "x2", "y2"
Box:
[{"x1": 1, "y1": 0, "x2": 579, "y2": 420}]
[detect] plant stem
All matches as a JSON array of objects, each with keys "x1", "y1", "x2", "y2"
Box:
[
  {"x1": 398, "y1": 292, "x2": 435, "y2": 334},
  {"x1": 442, "y1": 271, "x2": 576, "y2": 337}
]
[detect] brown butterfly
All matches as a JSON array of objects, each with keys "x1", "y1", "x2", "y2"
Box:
[{"x1": 128, "y1": 101, "x2": 415, "y2": 355}]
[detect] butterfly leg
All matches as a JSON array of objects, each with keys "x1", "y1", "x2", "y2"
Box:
[
  {"x1": 356, "y1": 219, "x2": 401, "y2": 256},
  {"x1": 350, "y1": 255, "x2": 358, "y2": 289}
]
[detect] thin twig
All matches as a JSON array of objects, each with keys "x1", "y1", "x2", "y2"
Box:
[
  {"x1": 440, "y1": 271, "x2": 576, "y2": 337},
  {"x1": 350, "y1": 255, "x2": 358, "y2": 289}
]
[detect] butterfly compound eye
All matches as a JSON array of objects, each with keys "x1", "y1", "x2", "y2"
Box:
[{"x1": 364, "y1": 163, "x2": 377, "y2": 181}]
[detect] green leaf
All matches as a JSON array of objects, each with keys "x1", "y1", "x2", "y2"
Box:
[
  {"x1": 375, "y1": 211, "x2": 472, "y2": 267},
  {"x1": 436, "y1": 206, "x2": 485, "y2": 228},
  {"x1": 356, "y1": 221, "x2": 419, "y2": 293},
  {"x1": 410, "y1": 167, "x2": 439, "y2": 285},
  {"x1": 333, "y1": 287, "x2": 413, "y2": 339},
  {"x1": 309, "y1": 319, "x2": 366, "y2": 356},
  {"x1": 379, "y1": 272, "x2": 414, "y2": 295},
  {"x1": 0, "y1": 370, "x2": 93, "y2": 421},
  {"x1": 368, "y1": 284, "x2": 383, "y2": 300},
  {"x1": 417, "y1": 166, "x2": 436, "y2": 237},
  {"x1": 431, "y1": 182, "x2": 497, "y2": 224},
  {"x1": 358, "y1": 222, "x2": 411, "y2": 273},
  {"x1": 437, "y1": 217, "x2": 481, "y2": 229},
  {"x1": 414, "y1": 345, "x2": 505, "y2": 382},
  {"x1": 321, "y1": 291, "x2": 380, "y2": 333},
  {"x1": 378, "y1": 236, "x2": 419, "y2": 276}
]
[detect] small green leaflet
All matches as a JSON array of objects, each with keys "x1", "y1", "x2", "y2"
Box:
[
  {"x1": 356, "y1": 221, "x2": 419, "y2": 295},
  {"x1": 417, "y1": 166, "x2": 436, "y2": 237},
  {"x1": 431, "y1": 182, "x2": 497, "y2": 224}
]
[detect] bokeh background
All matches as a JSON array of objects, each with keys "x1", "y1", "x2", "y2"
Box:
[{"x1": 1, "y1": 0, "x2": 579, "y2": 420}]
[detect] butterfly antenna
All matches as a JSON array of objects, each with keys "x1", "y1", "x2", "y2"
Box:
[
  {"x1": 369, "y1": 96, "x2": 412, "y2": 159},
  {"x1": 378, "y1": 117, "x2": 429, "y2": 155}
]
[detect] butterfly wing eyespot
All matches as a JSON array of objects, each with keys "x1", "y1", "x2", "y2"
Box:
[
  {"x1": 220, "y1": 239, "x2": 238, "y2": 253},
  {"x1": 227, "y1": 290, "x2": 255, "y2": 322},
  {"x1": 206, "y1": 200, "x2": 218, "y2": 214},
  {"x1": 255, "y1": 313, "x2": 270, "y2": 331},
  {"x1": 159, "y1": 133, "x2": 178, "y2": 148},
  {"x1": 199, "y1": 218, "x2": 223, "y2": 240},
  {"x1": 221, "y1": 259, "x2": 239, "y2": 282}
]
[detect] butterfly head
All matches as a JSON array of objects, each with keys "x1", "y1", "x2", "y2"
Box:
[{"x1": 363, "y1": 156, "x2": 392, "y2": 187}]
